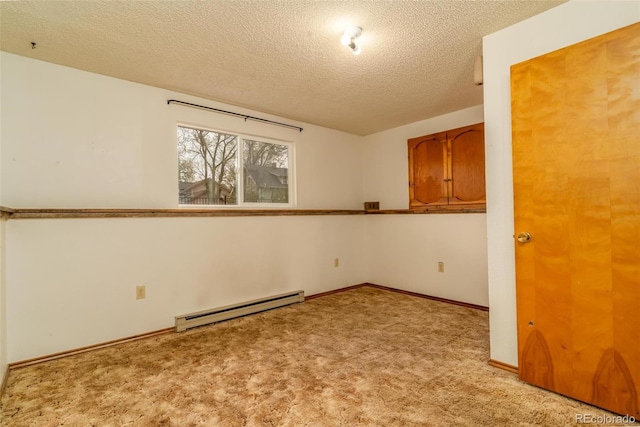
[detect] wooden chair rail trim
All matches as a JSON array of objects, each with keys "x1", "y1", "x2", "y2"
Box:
[
  {"x1": 0, "y1": 206, "x2": 14, "y2": 220},
  {"x1": 1, "y1": 206, "x2": 485, "y2": 219},
  {"x1": 371, "y1": 205, "x2": 486, "y2": 214},
  {"x1": 7, "y1": 208, "x2": 365, "y2": 219}
]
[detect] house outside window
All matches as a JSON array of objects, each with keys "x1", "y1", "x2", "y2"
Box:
[{"x1": 177, "y1": 125, "x2": 294, "y2": 207}]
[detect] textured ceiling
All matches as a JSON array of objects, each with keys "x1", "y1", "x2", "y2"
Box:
[{"x1": 0, "y1": 0, "x2": 565, "y2": 135}]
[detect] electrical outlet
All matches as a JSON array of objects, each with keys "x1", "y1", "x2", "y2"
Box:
[
  {"x1": 136, "y1": 285, "x2": 146, "y2": 300},
  {"x1": 438, "y1": 262, "x2": 444, "y2": 273},
  {"x1": 334, "y1": 258, "x2": 340, "y2": 267}
]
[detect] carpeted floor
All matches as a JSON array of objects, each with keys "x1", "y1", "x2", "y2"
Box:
[{"x1": 0, "y1": 286, "x2": 621, "y2": 426}]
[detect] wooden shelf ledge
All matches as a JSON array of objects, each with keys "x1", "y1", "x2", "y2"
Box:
[
  {"x1": 7, "y1": 208, "x2": 364, "y2": 219},
  {"x1": 2, "y1": 205, "x2": 486, "y2": 219},
  {"x1": 368, "y1": 205, "x2": 486, "y2": 215}
]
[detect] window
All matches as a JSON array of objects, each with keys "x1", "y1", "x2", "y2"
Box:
[{"x1": 177, "y1": 125, "x2": 293, "y2": 207}]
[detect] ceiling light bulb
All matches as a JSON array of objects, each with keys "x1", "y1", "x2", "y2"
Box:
[
  {"x1": 340, "y1": 26, "x2": 363, "y2": 52},
  {"x1": 352, "y1": 45, "x2": 362, "y2": 55},
  {"x1": 345, "y1": 26, "x2": 362, "y2": 39}
]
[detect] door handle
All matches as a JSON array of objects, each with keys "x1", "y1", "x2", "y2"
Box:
[{"x1": 517, "y1": 232, "x2": 532, "y2": 243}]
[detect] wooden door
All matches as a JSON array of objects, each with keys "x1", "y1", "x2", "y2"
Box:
[
  {"x1": 449, "y1": 123, "x2": 486, "y2": 204},
  {"x1": 408, "y1": 134, "x2": 447, "y2": 206},
  {"x1": 511, "y1": 22, "x2": 639, "y2": 417}
]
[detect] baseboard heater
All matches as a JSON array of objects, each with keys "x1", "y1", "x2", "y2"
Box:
[{"x1": 175, "y1": 290, "x2": 305, "y2": 332}]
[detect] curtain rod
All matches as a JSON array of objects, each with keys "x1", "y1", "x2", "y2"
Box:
[{"x1": 167, "y1": 100, "x2": 303, "y2": 132}]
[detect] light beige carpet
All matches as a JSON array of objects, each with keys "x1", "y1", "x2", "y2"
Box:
[{"x1": 0, "y1": 286, "x2": 621, "y2": 426}]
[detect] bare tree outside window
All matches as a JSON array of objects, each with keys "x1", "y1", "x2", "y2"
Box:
[
  {"x1": 243, "y1": 139, "x2": 289, "y2": 203},
  {"x1": 177, "y1": 126, "x2": 292, "y2": 206},
  {"x1": 178, "y1": 126, "x2": 238, "y2": 205}
]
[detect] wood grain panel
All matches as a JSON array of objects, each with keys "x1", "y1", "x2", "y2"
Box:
[
  {"x1": 565, "y1": 33, "x2": 614, "y2": 404},
  {"x1": 408, "y1": 123, "x2": 485, "y2": 209},
  {"x1": 512, "y1": 22, "x2": 640, "y2": 416},
  {"x1": 520, "y1": 330, "x2": 555, "y2": 390},
  {"x1": 606, "y1": 23, "x2": 640, "y2": 420},
  {"x1": 530, "y1": 47, "x2": 573, "y2": 396},
  {"x1": 592, "y1": 349, "x2": 639, "y2": 417},
  {"x1": 450, "y1": 124, "x2": 486, "y2": 203},
  {"x1": 511, "y1": 60, "x2": 538, "y2": 385},
  {"x1": 408, "y1": 135, "x2": 447, "y2": 205}
]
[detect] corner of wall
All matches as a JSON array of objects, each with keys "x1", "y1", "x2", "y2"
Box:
[
  {"x1": 0, "y1": 217, "x2": 6, "y2": 393},
  {"x1": 360, "y1": 106, "x2": 488, "y2": 307},
  {"x1": 0, "y1": 51, "x2": 7, "y2": 389}
]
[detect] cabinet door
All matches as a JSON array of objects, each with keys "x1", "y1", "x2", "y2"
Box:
[
  {"x1": 408, "y1": 134, "x2": 447, "y2": 206},
  {"x1": 449, "y1": 123, "x2": 485, "y2": 204}
]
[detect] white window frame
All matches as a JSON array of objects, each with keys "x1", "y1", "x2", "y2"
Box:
[{"x1": 177, "y1": 123, "x2": 296, "y2": 209}]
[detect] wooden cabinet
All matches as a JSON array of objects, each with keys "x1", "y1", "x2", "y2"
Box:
[{"x1": 408, "y1": 123, "x2": 485, "y2": 209}]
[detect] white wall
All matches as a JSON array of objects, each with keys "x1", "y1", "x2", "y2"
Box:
[
  {"x1": 1, "y1": 53, "x2": 367, "y2": 361},
  {"x1": 362, "y1": 106, "x2": 489, "y2": 306},
  {"x1": 365, "y1": 214, "x2": 488, "y2": 306},
  {"x1": 1, "y1": 53, "x2": 363, "y2": 210},
  {"x1": 6, "y1": 216, "x2": 365, "y2": 362},
  {"x1": 483, "y1": 0, "x2": 640, "y2": 366}
]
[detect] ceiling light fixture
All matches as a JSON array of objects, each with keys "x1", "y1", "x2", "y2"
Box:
[{"x1": 341, "y1": 26, "x2": 362, "y2": 55}]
